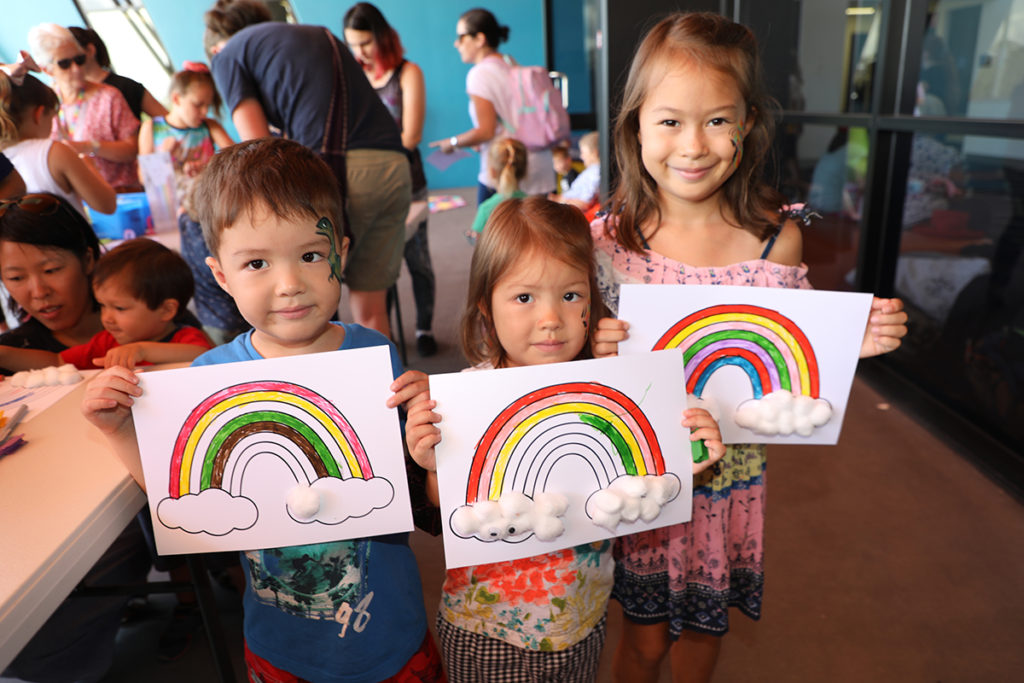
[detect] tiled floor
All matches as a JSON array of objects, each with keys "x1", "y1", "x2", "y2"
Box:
[{"x1": 11, "y1": 188, "x2": 1024, "y2": 682}]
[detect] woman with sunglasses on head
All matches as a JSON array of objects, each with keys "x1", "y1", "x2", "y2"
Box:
[
  {"x1": 27, "y1": 23, "x2": 141, "y2": 192},
  {"x1": 0, "y1": 193, "x2": 102, "y2": 365},
  {"x1": 429, "y1": 7, "x2": 556, "y2": 205}
]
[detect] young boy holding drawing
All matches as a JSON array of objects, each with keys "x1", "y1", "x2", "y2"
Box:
[{"x1": 82, "y1": 138, "x2": 445, "y2": 682}]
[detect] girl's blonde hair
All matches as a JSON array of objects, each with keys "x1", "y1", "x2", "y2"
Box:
[
  {"x1": 461, "y1": 196, "x2": 606, "y2": 368},
  {"x1": 0, "y1": 73, "x2": 59, "y2": 146},
  {"x1": 488, "y1": 138, "x2": 528, "y2": 196},
  {"x1": 606, "y1": 12, "x2": 784, "y2": 252}
]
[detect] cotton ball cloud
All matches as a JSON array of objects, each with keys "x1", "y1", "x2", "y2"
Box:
[
  {"x1": 450, "y1": 490, "x2": 568, "y2": 543},
  {"x1": 734, "y1": 390, "x2": 833, "y2": 436},
  {"x1": 287, "y1": 476, "x2": 395, "y2": 525},
  {"x1": 157, "y1": 489, "x2": 258, "y2": 536},
  {"x1": 586, "y1": 474, "x2": 681, "y2": 531},
  {"x1": 9, "y1": 364, "x2": 83, "y2": 388}
]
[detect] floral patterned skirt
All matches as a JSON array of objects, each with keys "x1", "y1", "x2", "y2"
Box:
[{"x1": 611, "y1": 444, "x2": 766, "y2": 638}]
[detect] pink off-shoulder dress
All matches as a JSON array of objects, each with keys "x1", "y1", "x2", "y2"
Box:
[{"x1": 591, "y1": 218, "x2": 811, "y2": 637}]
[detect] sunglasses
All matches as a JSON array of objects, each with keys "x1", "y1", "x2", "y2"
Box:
[
  {"x1": 56, "y1": 54, "x2": 87, "y2": 70},
  {"x1": 0, "y1": 194, "x2": 64, "y2": 219}
]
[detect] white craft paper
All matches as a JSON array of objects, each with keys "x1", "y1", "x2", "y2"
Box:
[
  {"x1": 132, "y1": 346, "x2": 412, "y2": 555},
  {"x1": 618, "y1": 284, "x2": 872, "y2": 445},
  {"x1": 432, "y1": 351, "x2": 693, "y2": 569},
  {"x1": 0, "y1": 369, "x2": 95, "y2": 422}
]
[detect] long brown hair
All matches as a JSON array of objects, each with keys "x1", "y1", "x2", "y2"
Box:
[
  {"x1": 607, "y1": 12, "x2": 783, "y2": 252},
  {"x1": 461, "y1": 197, "x2": 605, "y2": 368}
]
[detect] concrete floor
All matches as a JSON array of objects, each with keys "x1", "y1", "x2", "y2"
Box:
[{"x1": 49, "y1": 188, "x2": 1024, "y2": 681}]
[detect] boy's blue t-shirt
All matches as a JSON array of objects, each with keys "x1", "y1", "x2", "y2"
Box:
[{"x1": 191, "y1": 323, "x2": 426, "y2": 682}]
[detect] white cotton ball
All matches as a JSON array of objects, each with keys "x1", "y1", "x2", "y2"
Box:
[
  {"x1": 473, "y1": 500, "x2": 503, "y2": 524},
  {"x1": 589, "y1": 489, "x2": 622, "y2": 515},
  {"x1": 58, "y1": 364, "x2": 77, "y2": 374},
  {"x1": 639, "y1": 496, "x2": 662, "y2": 522},
  {"x1": 610, "y1": 476, "x2": 647, "y2": 498},
  {"x1": 58, "y1": 369, "x2": 82, "y2": 385},
  {"x1": 480, "y1": 520, "x2": 509, "y2": 541},
  {"x1": 450, "y1": 506, "x2": 480, "y2": 537},
  {"x1": 757, "y1": 418, "x2": 777, "y2": 435},
  {"x1": 498, "y1": 491, "x2": 533, "y2": 516},
  {"x1": 286, "y1": 485, "x2": 321, "y2": 520},
  {"x1": 590, "y1": 507, "x2": 621, "y2": 532},
  {"x1": 533, "y1": 492, "x2": 568, "y2": 517},
  {"x1": 777, "y1": 411, "x2": 795, "y2": 436},
  {"x1": 810, "y1": 400, "x2": 833, "y2": 426},
  {"x1": 10, "y1": 371, "x2": 26, "y2": 388},
  {"x1": 735, "y1": 402, "x2": 759, "y2": 429},
  {"x1": 793, "y1": 394, "x2": 814, "y2": 416},
  {"x1": 795, "y1": 415, "x2": 814, "y2": 437},
  {"x1": 25, "y1": 370, "x2": 45, "y2": 388},
  {"x1": 619, "y1": 496, "x2": 641, "y2": 522},
  {"x1": 42, "y1": 365, "x2": 59, "y2": 385},
  {"x1": 647, "y1": 475, "x2": 680, "y2": 506},
  {"x1": 504, "y1": 510, "x2": 533, "y2": 538},
  {"x1": 533, "y1": 515, "x2": 565, "y2": 541}
]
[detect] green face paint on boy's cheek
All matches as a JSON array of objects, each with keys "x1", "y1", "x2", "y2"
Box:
[{"x1": 315, "y1": 217, "x2": 344, "y2": 283}]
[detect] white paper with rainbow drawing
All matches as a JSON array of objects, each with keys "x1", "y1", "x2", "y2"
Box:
[
  {"x1": 432, "y1": 351, "x2": 693, "y2": 569},
  {"x1": 618, "y1": 284, "x2": 872, "y2": 445},
  {"x1": 131, "y1": 346, "x2": 413, "y2": 555}
]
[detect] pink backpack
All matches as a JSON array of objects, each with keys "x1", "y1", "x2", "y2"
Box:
[{"x1": 502, "y1": 61, "x2": 571, "y2": 151}]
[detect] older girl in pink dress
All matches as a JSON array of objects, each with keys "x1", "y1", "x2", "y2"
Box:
[{"x1": 590, "y1": 13, "x2": 908, "y2": 683}]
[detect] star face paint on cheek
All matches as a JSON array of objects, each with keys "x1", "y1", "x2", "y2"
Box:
[{"x1": 315, "y1": 217, "x2": 343, "y2": 282}]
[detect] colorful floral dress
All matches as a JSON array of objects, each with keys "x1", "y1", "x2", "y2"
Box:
[
  {"x1": 591, "y1": 219, "x2": 811, "y2": 638},
  {"x1": 439, "y1": 364, "x2": 615, "y2": 653}
]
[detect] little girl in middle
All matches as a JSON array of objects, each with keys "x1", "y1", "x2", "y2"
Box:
[
  {"x1": 403, "y1": 196, "x2": 725, "y2": 681},
  {"x1": 466, "y1": 137, "x2": 527, "y2": 244}
]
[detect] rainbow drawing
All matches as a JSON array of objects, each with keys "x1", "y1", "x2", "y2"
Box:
[
  {"x1": 167, "y1": 381, "x2": 371, "y2": 498},
  {"x1": 653, "y1": 304, "x2": 820, "y2": 400},
  {"x1": 465, "y1": 382, "x2": 664, "y2": 503}
]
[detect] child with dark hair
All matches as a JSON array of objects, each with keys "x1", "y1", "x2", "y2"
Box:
[
  {"x1": 139, "y1": 61, "x2": 242, "y2": 343},
  {"x1": 0, "y1": 237, "x2": 212, "y2": 371},
  {"x1": 83, "y1": 137, "x2": 444, "y2": 682}
]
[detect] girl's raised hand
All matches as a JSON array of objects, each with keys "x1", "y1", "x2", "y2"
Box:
[
  {"x1": 592, "y1": 318, "x2": 630, "y2": 358},
  {"x1": 405, "y1": 399, "x2": 442, "y2": 471},
  {"x1": 860, "y1": 297, "x2": 908, "y2": 358},
  {"x1": 387, "y1": 370, "x2": 431, "y2": 410},
  {"x1": 682, "y1": 408, "x2": 726, "y2": 476}
]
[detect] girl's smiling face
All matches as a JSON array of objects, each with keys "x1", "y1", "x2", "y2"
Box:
[
  {"x1": 489, "y1": 249, "x2": 591, "y2": 368},
  {"x1": 637, "y1": 59, "x2": 749, "y2": 210}
]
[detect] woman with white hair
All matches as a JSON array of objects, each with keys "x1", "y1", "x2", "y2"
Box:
[{"x1": 27, "y1": 23, "x2": 140, "y2": 191}]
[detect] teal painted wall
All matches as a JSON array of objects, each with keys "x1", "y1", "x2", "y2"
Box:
[{"x1": 0, "y1": 0, "x2": 548, "y2": 190}]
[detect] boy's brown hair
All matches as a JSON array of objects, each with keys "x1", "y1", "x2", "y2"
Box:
[
  {"x1": 461, "y1": 196, "x2": 606, "y2": 368},
  {"x1": 192, "y1": 138, "x2": 344, "y2": 257},
  {"x1": 92, "y1": 239, "x2": 194, "y2": 322}
]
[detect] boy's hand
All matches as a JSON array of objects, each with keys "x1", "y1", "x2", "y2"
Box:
[
  {"x1": 860, "y1": 297, "x2": 908, "y2": 358},
  {"x1": 81, "y1": 366, "x2": 142, "y2": 436},
  {"x1": 387, "y1": 370, "x2": 430, "y2": 410},
  {"x1": 97, "y1": 342, "x2": 147, "y2": 369},
  {"x1": 682, "y1": 408, "x2": 726, "y2": 476},
  {"x1": 405, "y1": 399, "x2": 441, "y2": 472},
  {"x1": 592, "y1": 318, "x2": 629, "y2": 358}
]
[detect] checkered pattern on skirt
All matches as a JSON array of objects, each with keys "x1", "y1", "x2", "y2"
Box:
[{"x1": 435, "y1": 613, "x2": 606, "y2": 682}]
